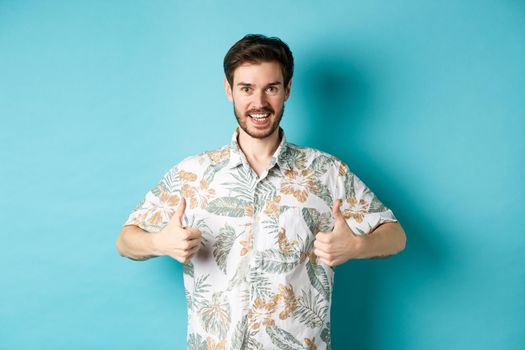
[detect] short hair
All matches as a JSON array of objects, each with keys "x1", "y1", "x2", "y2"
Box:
[{"x1": 223, "y1": 34, "x2": 294, "y2": 87}]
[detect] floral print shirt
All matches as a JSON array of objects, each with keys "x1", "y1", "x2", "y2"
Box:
[{"x1": 125, "y1": 128, "x2": 397, "y2": 350}]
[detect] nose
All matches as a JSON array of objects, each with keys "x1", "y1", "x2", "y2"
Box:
[{"x1": 252, "y1": 89, "x2": 268, "y2": 108}]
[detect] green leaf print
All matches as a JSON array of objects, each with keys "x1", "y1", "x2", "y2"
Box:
[
  {"x1": 255, "y1": 249, "x2": 300, "y2": 274},
  {"x1": 265, "y1": 325, "x2": 305, "y2": 350},
  {"x1": 261, "y1": 216, "x2": 279, "y2": 236},
  {"x1": 302, "y1": 207, "x2": 320, "y2": 235},
  {"x1": 203, "y1": 158, "x2": 229, "y2": 184},
  {"x1": 154, "y1": 167, "x2": 181, "y2": 195},
  {"x1": 199, "y1": 292, "x2": 231, "y2": 339},
  {"x1": 207, "y1": 197, "x2": 250, "y2": 217},
  {"x1": 254, "y1": 179, "x2": 277, "y2": 209},
  {"x1": 310, "y1": 154, "x2": 334, "y2": 176},
  {"x1": 187, "y1": 332, "x2": 207, "y2": 350},
  {"x1": 369, "y1": 195, "x2": 387, "y2": 212},
  {"x1": 223, "y1": 166, "x2": 255, "y2": 202},
  {"x1": 183, "y1": 261, "x2": 194, "y2": 278},
  {"x1": 343, "y1": 171, "x2": 356, "y2": 198},
  {"x1": 227, "y1": 255, "x2": 250, "y2": 290},
  {"x1": 306, "y1": 261, "x2": 331, "y2": 301},
  {"x1": 313, "y1": 180, "x2": 334, "y2": 208},
  {"x1": 230, "y1": 315, "x2": 248, "y2": 350},
  {"x1": 249, "y1": 268, "x2": 273, "y2": 300},
  {"x1": 213, "y1": 224, "x2": 239, "y2": 274},
  {"x1": 189, "y1": 274, "x2": 211, "y2": 312},
  {"x1": 320, "y1": 323, "x2": 332, "y2": 350},
  {"x1": 293, "y1": 289, "x2": 328, "y2": 328},
  {"x1": 245, "y1": 335, "x2": 264, "y2": 350}
]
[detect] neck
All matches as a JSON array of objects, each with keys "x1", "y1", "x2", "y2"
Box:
[{"x1": 237, "y1": 127, "x2": 281, "y2": 163}]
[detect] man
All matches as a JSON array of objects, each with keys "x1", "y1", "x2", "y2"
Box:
[{"x1": 116, "y1": 34, "x2": 406, "y2": 350}]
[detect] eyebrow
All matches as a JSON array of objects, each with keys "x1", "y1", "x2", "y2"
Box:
[{"x1": 236, "y1": 81, "x2": 283, "y2": 87}]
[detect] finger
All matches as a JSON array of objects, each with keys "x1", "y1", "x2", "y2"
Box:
[
  {"x1": 173, "y1": 196, "x2": 187, "y2": 226},
  {"x1": 314, "y1": 238, "x2": 330, "y2": 251},
  {"x1": 173, "y1": 237, "x2": 200, "y2": 252},
  {"x1": 332, "y1": 199, "x2": 344, "y2": 223},
  {"x1": 176, "y1": 244, "x2": 201, "y2": 263},
  {"x1": 184, "y1": 237, "x2": 201, "y2": 250},
  {"x1": 184, "y1": 228, "x2": 202, "y2": 240},
  {"x1": 186, "y1": 244, "x2": 201, "y2": 258},
  {"x1": 314, "y1": 231, "x2": 331, "y2": 243},
  {"x1": 314, "y1": 248, "x2": 330, "y2": 260}
]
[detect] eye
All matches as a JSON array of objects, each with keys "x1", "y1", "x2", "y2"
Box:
[
  {"x1": 266, "y1": 86, "x2": 279, "y2": 95},
  {"x1": 240, "y1": 86, "x2": 251, "y2": 93}
]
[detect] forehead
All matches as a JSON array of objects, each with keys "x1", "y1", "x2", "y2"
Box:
[{"x1": 232, "y1": 61, "x2": 284, "y2": 85}]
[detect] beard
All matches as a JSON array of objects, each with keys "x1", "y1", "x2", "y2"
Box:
[{"x1": 233, "y1": 102, "x2": 285, "y2": 139}]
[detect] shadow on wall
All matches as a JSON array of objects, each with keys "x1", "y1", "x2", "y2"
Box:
[{"x1": 301, "y1": 51, "x2": 449, "y2": 349}]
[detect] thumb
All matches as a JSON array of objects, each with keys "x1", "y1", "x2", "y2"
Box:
[
  {"x1": 332, "y1": 199, "x2": 345, "y2": 224},
  {"x1": 173, "y1": 196, "x2": 186, "y2": 226}
]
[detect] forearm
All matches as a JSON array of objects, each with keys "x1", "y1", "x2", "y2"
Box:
[
  {"x1": 356, "y1": 222, "x2": 406, "y2": 259},
  {"x1": 116, "y1": 225, "x2": 160, "y2": 261}
]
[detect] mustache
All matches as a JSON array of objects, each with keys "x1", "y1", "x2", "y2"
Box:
[{"x1": 246, "y1": 107, "x2": 274, "y2": 114}]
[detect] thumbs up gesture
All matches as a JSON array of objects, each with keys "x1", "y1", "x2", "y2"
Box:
[
  {"x1": 153, "y1": 197, "x2": 202, "y2": 264},
  {"x1": 313, "y1": 199, "x2": 365, "y2": 267}
]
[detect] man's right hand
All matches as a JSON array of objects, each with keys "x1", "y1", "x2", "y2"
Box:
[{"x1": 153, "y1": 197, "x2": 202, "y2": 264}]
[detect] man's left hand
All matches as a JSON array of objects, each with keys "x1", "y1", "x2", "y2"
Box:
[{"x1": 313, "y1": 199, "x2": 364, "y2": 267}]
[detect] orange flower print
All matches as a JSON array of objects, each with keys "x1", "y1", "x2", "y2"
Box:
[
  {"x1": 207, "y1": 148, "x2": 229, "y2": 164},
  {"x1": 292, "y1": 153, "x2": 307, "y2": 169},
  {"x1": 281, "y1": 169, "x2": 319, "y2": 203},
  {"x1": 179, "y1": 169, "x2": 198, "y2": 182},
  {"x1": 247, "y1": 297, "x2": 278, "y2": 331},
  {"x1": 197, "y1": 179, "x2": 216, "y2": 208},
  {"x1": 244, "y1": 205, "x2": 254, "y2": 217},
  {"x1": 277, "y1": 284, "x2": 297, "y2": 320},
  {"x1": 304, "y1": 337, "x2": 317, "y2": 350},
  {"x1": 277, "y1": 228, "x2": 297, "y2": 254},
  {"x1": 181, "y1": 180, "x2": 216, "y2": 209},
  {"x1": 145, "y1": 192, "x2": 180, "y2": 225},
  {"x1": 239, "y1": 233, "x2": 253, "y2": 256},
  {"x1": 299, "y1": 245, "x2": 318, "y2": 264},
  {"x1": 182, "y1": 184, "x2": 198, "y2": 209},
  {"x1": 342, "y1": 197, "x2": 369, "y2": 223},
  {"x1": 263, "y1": 195, "x2": 281, "y2": 218},
  {"x1": 338, "y1": 162, "x2": 347, "y2": 176},
  {"x1": 206, "y1": 337, "x2": 226, "y2": 350}
]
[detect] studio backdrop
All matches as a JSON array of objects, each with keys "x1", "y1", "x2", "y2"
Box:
[{"x1": 1, "y1": 1, "x2": 524, "y2": 349}]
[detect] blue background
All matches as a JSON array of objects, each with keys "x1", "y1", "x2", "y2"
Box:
[{"x1": 1, "y1": 1, "x2": 524, "y2": 349}]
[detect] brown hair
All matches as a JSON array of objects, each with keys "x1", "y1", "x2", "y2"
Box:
[{"x1": 223, "y1": 34, "x2": 294, "y2": 87}]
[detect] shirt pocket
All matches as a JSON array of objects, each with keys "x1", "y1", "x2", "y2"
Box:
[
  {"x1": 277, "y1": 205, "x2": 313, "y2": 252},
  {"x1": 276, "y1": 206, "x2": 335, "y2": 292}
]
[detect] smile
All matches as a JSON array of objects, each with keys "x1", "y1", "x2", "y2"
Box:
[{"x1": 248, "y1": 113, "x2": 271, "y2": 119}]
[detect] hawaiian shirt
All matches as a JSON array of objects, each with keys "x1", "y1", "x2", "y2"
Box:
[{"x1": 124, "y1": 128, "x2": 397, "y2": 350}]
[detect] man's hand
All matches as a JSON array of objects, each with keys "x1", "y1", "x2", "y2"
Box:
[
  {"x1": 313, "y1": 199, "x2": 364, "y2": 267},
  {"x1": 153, "y1": 197, "x2": 202, "y2": 264}
]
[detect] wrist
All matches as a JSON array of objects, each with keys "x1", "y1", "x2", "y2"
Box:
[
  {"x1": 353, "y1": 234, "x2": 371, "y2": 259},
  {"x1": 150, "y1": 231, "x2": 165, "y2": 257}
]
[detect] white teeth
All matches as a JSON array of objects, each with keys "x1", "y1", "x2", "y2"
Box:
[{"x1": 250, "y1": 113, "x2": 270, "y2": 119}]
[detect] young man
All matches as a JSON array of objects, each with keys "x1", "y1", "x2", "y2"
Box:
[{"x1": 116, "y1": 34, "x2": 406, "y2": 350}]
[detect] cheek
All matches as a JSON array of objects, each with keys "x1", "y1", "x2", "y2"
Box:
[{"x1": 270, "y1": 97, "x2": 285, "y2": 110}]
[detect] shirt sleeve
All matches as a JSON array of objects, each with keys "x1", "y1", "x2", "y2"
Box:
[
  {"x1": 335, "y1": 161, "x2": 397, "y2": 235},
  {"x1": 124, "y1": 164, "x2": 183, "y2": 233}
]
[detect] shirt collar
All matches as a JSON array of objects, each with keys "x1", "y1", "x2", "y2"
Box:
[{"x1": 227, "y1": 127, "x2": 291, "y2": 174}]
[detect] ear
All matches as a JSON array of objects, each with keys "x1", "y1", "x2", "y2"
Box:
[
  {"x1": 284, "y1": 79, "x2": 292, "y2": 101},
  {"x1": 224, "y1": 77, "x2": 233, "y2": 102}
]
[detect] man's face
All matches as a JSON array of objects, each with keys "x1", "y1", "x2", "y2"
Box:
[{"x1": 225, "y1": 61, "x2": 291, "y2": 140}]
